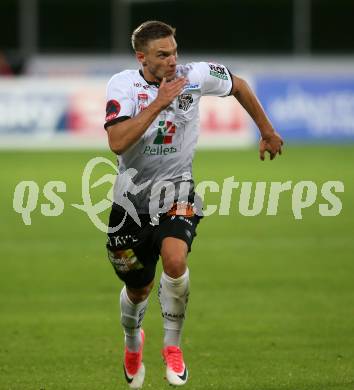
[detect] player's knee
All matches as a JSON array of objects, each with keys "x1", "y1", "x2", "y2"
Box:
[
  {"x1": 161, "y1": 238, "x2": 188, "y2": 278},
  {"x1": 127, "y1": 282, "x2": 154, "y2": 304},
  {"x1": 162, "y1": 252, "x2": 187, "y2": 278}
]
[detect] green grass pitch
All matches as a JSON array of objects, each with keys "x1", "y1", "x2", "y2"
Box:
[{"x1": 0, "y1": 145, "x2": 353, "y2": 390}]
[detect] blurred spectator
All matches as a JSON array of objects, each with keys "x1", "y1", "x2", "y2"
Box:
[{"x1": 0, "y1": 51, "x2": 13, "y2": 76}]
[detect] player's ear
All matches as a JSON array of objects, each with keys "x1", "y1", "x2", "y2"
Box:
[{"x1": 136, "y1": 51, "x2": 146, "y2": 66}]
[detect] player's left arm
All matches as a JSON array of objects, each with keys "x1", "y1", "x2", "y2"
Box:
[{"x1": 230, "y1": 74, "x2": 283, "y2": 160}]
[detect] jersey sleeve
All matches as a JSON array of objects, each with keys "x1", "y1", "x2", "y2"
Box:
[
  {"x1": 104, "y1": 74, "x2": 135, "y2": 129},
  {"x1": 195, "y1": 62, "x2": 233, "y2": 97}
]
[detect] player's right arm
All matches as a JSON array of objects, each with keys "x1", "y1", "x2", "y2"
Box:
[{"x1": 106, "y1": 77, "x2": 186, "y2": 155}]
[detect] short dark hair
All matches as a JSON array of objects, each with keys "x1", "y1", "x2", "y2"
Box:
[{"x1": 131, "y1": 20, "x2": 176, "y2": 52}]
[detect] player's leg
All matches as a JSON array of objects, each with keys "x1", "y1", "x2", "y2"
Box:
[
  {"x1": 159, "y1": 237, "x2": 189, "y2": 386},
  {"x1": 119, "y1": 279, "x2": 153, "y2": 389},
  {"x1": 122, "y1": 283, "x2": 152, "y2": 352},
  {"x1": 155, "y1": 213, "x2": 201, "y2": 386},
  {"x1": 120, "y1": 280, "x2": 154, "y2": 352},
  {"x1": 159, "y1": 237, "x2": 189, "y2": 348},
  {"x1": 108, "y1": 244, "x2": 156, "y2": 389},
  {"x1": 107, "y1": 206, "x2": 159, "y2": 389}
]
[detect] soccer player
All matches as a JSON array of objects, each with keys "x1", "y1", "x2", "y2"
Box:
[{"x1": 104, "y1": 20, "x2": 283, "y2": 388}]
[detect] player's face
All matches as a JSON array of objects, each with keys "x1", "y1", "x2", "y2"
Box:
[{"x1": 139, "y1": 36, "x2": 178, "y2": 82}]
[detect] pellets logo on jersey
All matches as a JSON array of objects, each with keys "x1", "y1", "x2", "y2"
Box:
[
  {"x1": 138, "y1": 93, "x2": 148, "y2": 111},
  {"x1": 105, "y1": 100, "x2": 121, "y2": 122},
  {"x1": 178, "y1": 94, "x2": 193, "y2": 111},
  {"x1": 153, "y1": 121, "x2": 176, "y2": 144},
  {"x1": 209, "y1": 63, "x2": 228, "y2": 80}
]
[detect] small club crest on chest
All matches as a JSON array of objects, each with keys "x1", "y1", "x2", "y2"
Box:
[{"x1": 178, "y1": 94, "x2": 193, "y2": 111}]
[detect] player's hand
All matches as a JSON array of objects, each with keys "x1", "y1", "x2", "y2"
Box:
[
  {"x1": 155, "y1": 77, "x2": 187, "y2": 109},
  {"x1": 259, "y1": 131, "x2": 283, "y2": 161}
]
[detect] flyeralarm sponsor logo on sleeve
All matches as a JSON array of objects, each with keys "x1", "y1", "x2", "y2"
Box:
[{"x1": 208, "y1": 64, "x2": 228, "y2": 80}]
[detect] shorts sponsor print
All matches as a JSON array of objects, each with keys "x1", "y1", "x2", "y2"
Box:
[{"x1": 106, "y1": 203, "x2": 201, "y2": 288}]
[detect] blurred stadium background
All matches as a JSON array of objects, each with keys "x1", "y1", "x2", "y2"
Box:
[{"x1": 1, "y1": 1, "x2": 354, "y2": 389}]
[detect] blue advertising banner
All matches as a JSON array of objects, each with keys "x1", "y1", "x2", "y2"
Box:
[{"x1": 255, "y1": 75, "x2": 354, "y2": 141}]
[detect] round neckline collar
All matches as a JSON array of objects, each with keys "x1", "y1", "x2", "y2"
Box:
[{"x1": 139, "y1": 69, "x2": 160, "y2": 87}]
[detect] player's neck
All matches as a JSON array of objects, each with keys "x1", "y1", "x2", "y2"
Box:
[{"x1": 139, "y1": 69, "x2": 160, "y2": 86}]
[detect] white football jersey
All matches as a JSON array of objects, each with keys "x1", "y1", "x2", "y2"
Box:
[{"x1": 105, "y1": 62, "x2": 233, "y2": 214}]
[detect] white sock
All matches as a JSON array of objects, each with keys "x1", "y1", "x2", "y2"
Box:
[
  {"x1": 120, "y1": 286, "x2": 148, "y2": 352},
  {"x1": 158, "y1": 268, "x2": 190, "y2": 347}
]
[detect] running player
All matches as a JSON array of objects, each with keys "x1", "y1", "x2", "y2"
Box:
[{"x1": 104, "y1": 20, "x2": 283, "y2": 388}]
